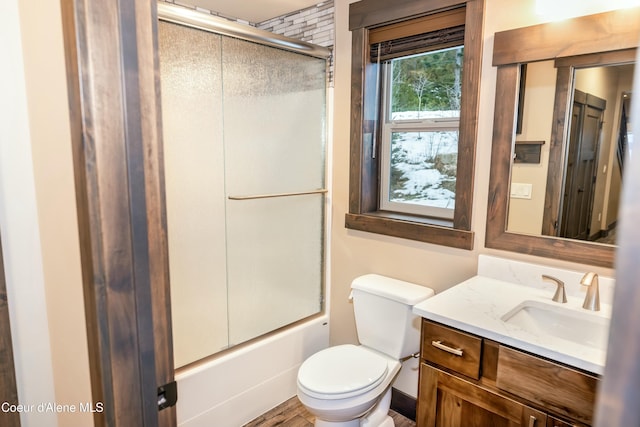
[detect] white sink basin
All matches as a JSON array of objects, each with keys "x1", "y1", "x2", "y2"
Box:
[
  {"x1": 501, "y1": 300, "x2": 610, "y2": 351},
  {"x1": 413, "y1": 263, "x2": 616, "y2": 374}
]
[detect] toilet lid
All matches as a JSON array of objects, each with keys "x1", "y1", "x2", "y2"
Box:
[{"x1": 297, "y1": 345, "x2": 389, "y2": 399}]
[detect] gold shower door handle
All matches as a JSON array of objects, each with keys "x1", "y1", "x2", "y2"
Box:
[{"x1": 228, "y1": 188, "x2": 327, "y2": 200}]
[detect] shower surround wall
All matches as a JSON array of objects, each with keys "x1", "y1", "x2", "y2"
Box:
[
  {"x1": 158, "y1": 5, "x2": 331, "y2": 425},
  {"x1": 256, "y1": 1, "x2": 334, "y2": 48}
]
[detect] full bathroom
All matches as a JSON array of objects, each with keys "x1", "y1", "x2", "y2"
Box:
[{"x1": 1, "y1": 0, "x2": 640, "y2": 427}]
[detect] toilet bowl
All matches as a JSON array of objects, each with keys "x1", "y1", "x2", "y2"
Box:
[
  {"x1": 297, "y1": 344, "x2": 400, "y2": 426},
  {"x1": 296, "y1": 274, "x2": 434, "y2": 427}
]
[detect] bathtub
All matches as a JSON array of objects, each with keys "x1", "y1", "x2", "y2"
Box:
[{"x1": 175, "y1": 316, "x2": 329, "y2": 426}]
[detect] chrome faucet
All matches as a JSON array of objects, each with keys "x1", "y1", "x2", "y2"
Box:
[
  {"x1": 580, "y1": 272, "x2": 600, "y2": 311},
  {"x1": 542, "y1": 275, "x2": 567, "y2": 303}
]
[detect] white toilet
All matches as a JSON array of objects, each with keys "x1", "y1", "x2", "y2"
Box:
[{"x1": 297, "y1": 274, "x2": 434, "y2": 427}]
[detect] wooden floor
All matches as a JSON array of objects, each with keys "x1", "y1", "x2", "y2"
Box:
[{"x1": 244, "y1": 396, "x2": 416, "y2": 427}]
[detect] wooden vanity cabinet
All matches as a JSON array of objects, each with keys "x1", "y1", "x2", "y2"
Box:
[
  {"x1": 417, "y1": 319, "x2": 598, "y2": 427},
  {"x1": 418, "y1": 364, "x2": 547, "y2": 426}
]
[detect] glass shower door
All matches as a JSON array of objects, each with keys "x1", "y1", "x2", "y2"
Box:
[
  {"x1": 222, "y1": 37, "x2": 327, "y2": 346},
  {"x1": 160, "y1": 17, "x2": 327, "y2": 367},
  {"x1": 159, "y1": 22, "x2": 230, "y2": 367}
]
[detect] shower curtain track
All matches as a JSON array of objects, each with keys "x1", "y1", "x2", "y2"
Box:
[{"x1": 157, "y1": 2, "x2": 332, "y2": 59}]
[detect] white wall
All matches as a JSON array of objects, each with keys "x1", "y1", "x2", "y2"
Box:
[
  {"x1": 0, "y1": 1, "x2": 58, "y2": 425},
  {"x1": 509, "y1": 60, "x2": 556, "y2": 235},
  {"x1": 0, "y1": 1, "x2": 93, "y2": 426}
]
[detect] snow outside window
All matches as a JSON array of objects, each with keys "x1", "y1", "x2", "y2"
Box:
[{"x1": 379, "y1": 46, "x2": 463, "y2": 220}]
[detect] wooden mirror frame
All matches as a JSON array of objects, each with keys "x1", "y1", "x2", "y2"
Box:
[{"x1": 486, "y1": 8, "x2": 640, "y2": 268}]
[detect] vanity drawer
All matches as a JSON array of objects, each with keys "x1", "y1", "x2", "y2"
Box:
[
  {"x1": 421, "y1": 319, "x2": 482, "y2": 379},
  {"x1": 496, "y1": 345, "x2": 598, "y2": 425}
]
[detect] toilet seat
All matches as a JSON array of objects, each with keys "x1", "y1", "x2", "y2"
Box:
[{"x1": 297, "y1": 344, "x2": 389, "y2": 400}]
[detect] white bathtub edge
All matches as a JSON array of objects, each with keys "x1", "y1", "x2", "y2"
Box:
[{"x1": 176, "y1": 316, "x2": 330, "y2": 427}]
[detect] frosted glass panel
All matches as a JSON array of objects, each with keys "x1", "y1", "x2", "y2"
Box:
[
  {"x1": 222, "y1": 37, "x2": 327, "y2": 196},
  {"x1": 223, "y1": 38, "x2": 326, "y2": 345},
  {"x1": 159, "y1": 22, "x2": 230, "y2": 367},
  {"x1": 226, "y1": 195, "x2": 323, "y2": 345},
  {"x1": 160, "y1": 21, "x2": 326, "y2": 367}
]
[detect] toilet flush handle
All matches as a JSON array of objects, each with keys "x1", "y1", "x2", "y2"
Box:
[{"x1": 399, "y1": 352, "x2": 420, "y2": 362}]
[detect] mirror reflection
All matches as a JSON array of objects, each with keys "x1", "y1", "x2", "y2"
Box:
[{"x1": 506, "y1": 60, "x2": 635, "y2": 247}]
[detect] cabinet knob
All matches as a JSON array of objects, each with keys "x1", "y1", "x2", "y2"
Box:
[{"x1": 528, "y1": 415, "x2": 537, "y2": 427}]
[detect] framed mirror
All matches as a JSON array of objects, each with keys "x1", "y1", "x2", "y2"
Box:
[{"x1": 486, "y1": 7, "x2": 640, "y2": 268}]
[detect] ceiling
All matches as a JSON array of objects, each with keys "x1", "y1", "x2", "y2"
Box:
[{"x1": 181, "y1": 0, "x2": 322, "y2": 23}]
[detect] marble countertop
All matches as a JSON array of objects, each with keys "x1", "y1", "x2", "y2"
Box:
[{"x1": 413, "y1": 274, "x2": 611, "y2": 375}]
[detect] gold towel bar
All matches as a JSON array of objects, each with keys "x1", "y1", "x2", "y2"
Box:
[{"x1": 228, "y1": 189, "x2": 327, "y2": 201}]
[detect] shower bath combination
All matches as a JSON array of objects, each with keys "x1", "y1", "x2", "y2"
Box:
[
  {"x1": 157, "y1": 6, "x2": 332, "y2": 424},
  {"x1": 158, "y1": 3, "x2": 330, "y2": 369}
]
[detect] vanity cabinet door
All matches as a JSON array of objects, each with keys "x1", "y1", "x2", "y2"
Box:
[
  {"x1": 418, "y1": 363, "x2": 547, "y2": 427},
  {"x1": 496, "y1": 346, "x2": 597, "y2": 425}
]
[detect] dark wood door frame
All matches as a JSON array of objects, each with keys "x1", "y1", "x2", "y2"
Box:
[
  {"x1": 0, "y1": 234, "x2": 20, "y2": 427},
  {"x1": 60, "y1": 1, "x2": 175, "y2": 426},
  {"x1": 559, "y1": 90, "x2": 605, "y2": 240}
]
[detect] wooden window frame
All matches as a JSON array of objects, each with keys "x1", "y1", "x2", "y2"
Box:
[{"x1": 345, "y1": 0, "x2": 484, "y2": 250}]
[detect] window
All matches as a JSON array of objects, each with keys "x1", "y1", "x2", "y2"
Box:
[
  {"x1": 346, "y1": 0, "x2": 484, "y2": 250},
  {"x1": 380, "y1": 47, "x2": 464, "y2": 220}
]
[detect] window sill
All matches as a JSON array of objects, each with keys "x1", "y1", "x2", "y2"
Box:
[{"x1": 345, "y1": 212, "x2": 474, "y2": 250}]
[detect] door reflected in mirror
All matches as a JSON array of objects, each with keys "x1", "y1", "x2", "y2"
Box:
[
  {"x1": 506, "y1": 59, "x2": 635, "y2": 247},
  {"x1": 486, "y1": 8, "x2": 639, "y2": 268}
]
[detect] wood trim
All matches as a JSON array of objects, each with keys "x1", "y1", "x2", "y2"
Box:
[
  {"x1": 541, "y1": 66, "x2": 572, "y2": 236},
  {"x1": 139, "y1": 8, "x2": 176, "y2": 426},
  {"x1": 349, "y1": 0, "x2": 463, "y2": 31},
  {"x1": 345, "y1": 213, "x2": 474, "y2": 250},
  {"x1": 493, "y1": 7, "x2": 640, "y2": 66},
  {"x1": 347, "y1": 0, "x2": 484, "y2": 249},
  {"x1": 454, "y1": 0, "x2": 483, "y2": 231},
  {"x1": 485, "y1": 65, "x2": 616, "y2": 268},
  {"x1": 348, "y1": 27, "x2": 368, "y2": 214},
  {"x1": 60, "y1": 1, "x2": 175, "y2": 426},
  {"x1": 486, "y1": 65, "x2": 518, "y2": 245},
  {"x1": 0, "y1": 235, "x2": 20, "y2": 427},
  {"x1": 347, "y1": 26, "x2": 382, "y2": 214},
  {"x1": 554, "y1": 48, "x2": 637, "y2": 69},
  {"x1": 487, "y1": 43, "x2": 636, "y2": 267},
  {"x1": 369, "y1": 7, "x2": 466, "y2": 45}
]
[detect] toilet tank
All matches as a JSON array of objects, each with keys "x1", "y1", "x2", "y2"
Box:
[{"x1": 351, "y1": 274, "x2": 434, "y2": 359}]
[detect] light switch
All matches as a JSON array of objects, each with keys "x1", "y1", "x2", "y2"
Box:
[{"x1": 510, "y1": 183, "x2": 533, "y2": 199}]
